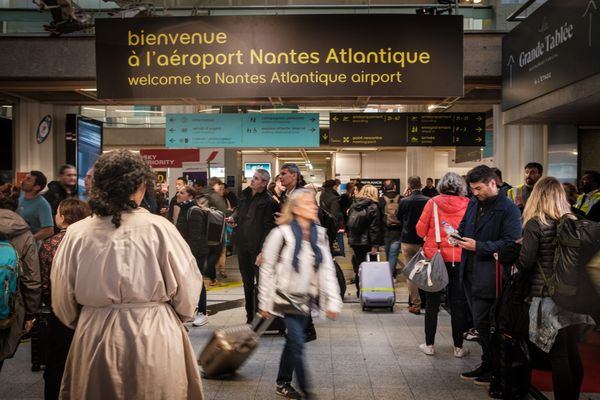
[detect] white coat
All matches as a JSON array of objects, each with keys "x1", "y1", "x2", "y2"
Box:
[
  {"x1": 258, "y1": 224, "x2": 343, "y2": 317},
  {"x1": 51, "y1": 208, "x2": 204, "y2": 400}
]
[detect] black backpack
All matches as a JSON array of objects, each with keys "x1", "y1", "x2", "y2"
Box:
[
  {"x1": 539, "y1": 215, "x2": 600, "y2": 315},
  {"x1": 347, "y1": 206, "x2": 369, "y2": 233}
]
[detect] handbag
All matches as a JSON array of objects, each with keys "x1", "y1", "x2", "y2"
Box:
[
  {"x1": 272, "y1": 289, "x2": 313, "y2": 316},
  {"x1": 401, "y1": 201, "x2": 449, "y2": 292}
]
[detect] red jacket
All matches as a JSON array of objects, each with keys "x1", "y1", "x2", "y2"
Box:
[{"x1": 416, "y1": 194, "x2": 469, "y2": 264}]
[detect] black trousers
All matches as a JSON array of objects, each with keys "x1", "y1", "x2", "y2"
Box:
[
  {"x1": 424, "y1": 263, "x2": 469, "y2": 347},
  {"x1": 351, "y1": 245, "x2": 371, "y2": 295},
  {"x1": 549, "y1": 325, "x2": 584, "y2": 400},
  {"x1": 238, "y1": 244, "x2": 259, "y2": 323},
  {"x1": 463, "y1": 275, "x2": 495, "y2": 371},
  {"x1": 43, "y1": 312, "x2": 74, "y2": 400},
  {"x1": 205, "y1": 244, "x2": 223, "y2": 281}
]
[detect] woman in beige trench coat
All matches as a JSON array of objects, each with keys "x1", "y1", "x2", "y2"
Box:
[{"x1": 51, "y1": 150, "x2": 204, "y2": 400}]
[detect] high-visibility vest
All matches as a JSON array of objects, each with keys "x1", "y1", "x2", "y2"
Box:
[
  {"x1": 575, "y1": 190, "x2": 600, "y2": 215},
  {"x1": 507, "y1": 184, "x2": 526, "y2": 205}
]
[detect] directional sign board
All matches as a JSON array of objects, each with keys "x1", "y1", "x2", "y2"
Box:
[
  {"x1": 166, "y1": 113, "x2": 319, "y2": 148},
  {"x1": 329, "y1": 113, "x2": 485, "y2": 147},
  {"x1": 502, "y1": 0, "x2": 600, "y2": 110}
]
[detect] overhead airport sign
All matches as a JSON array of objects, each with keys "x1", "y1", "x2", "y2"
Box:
[
  {"x1": 165, "y1": 113, "x2": 319, "y2": 148},
  {"x1": 328, "y1": 113, "x2": 485, "y2": 147},
  {"x1": 95, "y1": 15, "x2": 463, "y2": 100},
  {"x1": 502, "y1": 0, "x2": 600, "y2": 110}
]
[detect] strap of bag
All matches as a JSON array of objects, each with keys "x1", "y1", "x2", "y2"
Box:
[
  {"x1": 187, "y1": 205, "x2": 199, "y2": 221},
  {"x1": 495, "y1": 259, "x2": 503, "y2": 298},
  {"x1": 433, "y1": 201, "x2": 441, "y2": 247}
]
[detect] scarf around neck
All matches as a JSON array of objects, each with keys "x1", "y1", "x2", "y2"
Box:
[{"x1": 290, "y1": 218, "x2": 322, "y2": 272}]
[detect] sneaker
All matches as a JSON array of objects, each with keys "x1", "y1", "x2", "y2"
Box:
[
  {"x1": 461, "y1": 365, "x2": 488, "y2": 381},
  {"x1": 473, "y1": 372, "x2": 492, "y2": 386},
  {"x1": 408, "y1": 306, "x2": 421, "y2": 315},
  {"x1": 419, "y1": 344, "x2": 435, "y2": 355},
  {"x1": 463, "y1": 328, "x2": 480, "y2": 342},
  {"x1": 192, "y1": 313, "x2": 208, "y2": 327},
  {"x1": 454, "y1": 347, "x2": 470, "y2": 358},
  {"x1": 276, "y1": 383, "x2": 302, "y2": 400}
]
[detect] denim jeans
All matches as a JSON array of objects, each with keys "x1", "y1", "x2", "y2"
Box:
[
  {"x1": 335, "y1": 232, "x2": 346, "y2": 257},
  {"x1": 277, "y1": 314, "x2": 310, "y2": 394},
  {"x1": 384, "y1": 237, "x2": 401, "y2": 277},
  {"x1": 196, "y1": 255, "x2": 207, "y2": 314}
]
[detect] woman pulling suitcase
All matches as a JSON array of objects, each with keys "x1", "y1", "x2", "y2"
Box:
[{"x1": 258, "y1": 188, "x2": 343, "y2": 400}]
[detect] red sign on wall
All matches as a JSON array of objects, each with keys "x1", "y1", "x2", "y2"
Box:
[{"x1": 140, "y1": 149, "x2": 199, "y2": 168}]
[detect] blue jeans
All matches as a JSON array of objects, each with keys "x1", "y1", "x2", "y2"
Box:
[
  {"x1": 335, "y1": 232, "x2": 346, "y2": 257},
  {"x1": 277, "y1": 314, "x2": 310, "y2": 393},
  {"x1": 196, "y1": 255, "x2": 207, "y2": 314},
  {"x1": 384, "y1": 237, "x2": 401, "y2": 277}
]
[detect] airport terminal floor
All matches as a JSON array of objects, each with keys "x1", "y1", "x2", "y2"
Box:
[{"x1": 2, "y1": 254, "x2": 599, "y2": 400}]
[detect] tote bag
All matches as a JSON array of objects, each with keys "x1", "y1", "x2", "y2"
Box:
[{"x1": 402, "y1": 202, "x2": 449, "y2": 292}]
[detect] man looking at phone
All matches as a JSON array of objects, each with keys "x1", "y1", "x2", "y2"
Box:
[{"x1": 456, "y1": 165, "x2": 521, "y2": 386}]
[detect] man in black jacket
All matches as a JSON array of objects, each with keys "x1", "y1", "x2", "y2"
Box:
[
  {"x1": 457, "y1": 165, "x2": 521, "y2": 385},
  {"x1": 231, "y1": 169, "x2": 278, "y2": 324},
  {"x1": 397, "y1": 176, "x2": 429, "y2": 314},
  {"x1": 379, "y1": 180, "x2": 402, "y2": 278},
  {"x1": 43, "y1": 164, "x2": 78, "y2": 231}
]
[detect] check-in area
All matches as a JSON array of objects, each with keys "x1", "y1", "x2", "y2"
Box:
[{"x1": 1, "y1": 1, "x2": 600, "y2": 400}]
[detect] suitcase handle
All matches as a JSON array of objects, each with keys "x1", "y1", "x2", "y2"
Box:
[
  {"x1": 365, "y1": 253, "x2": 381, "y2": 262},
  {"x1": 251, "y1": 315, "x2": 274, "y2": 336}
]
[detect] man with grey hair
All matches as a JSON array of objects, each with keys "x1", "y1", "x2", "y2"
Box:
[
  {"x1": 279, "y1": 163, "x2": 305, "y2": 198},
  {"x1": 230, "y1": 168, "x2": 278, "y2": 323}
]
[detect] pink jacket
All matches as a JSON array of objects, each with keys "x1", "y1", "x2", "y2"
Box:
[{"x1": 416, "y1": 194, "x2": 469, "y2": 264}]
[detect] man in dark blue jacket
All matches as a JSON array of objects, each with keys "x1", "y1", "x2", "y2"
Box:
[{"x1": 456, "y1": 165, "x2": 521, "y2": 385}]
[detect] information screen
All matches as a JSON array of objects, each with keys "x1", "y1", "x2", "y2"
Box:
[
  {"x1": 244, "y1": 163, "x2": 272, "y2": 179},
  {"x1": 76, "y1": 117, "x2": 103, "y2": 198}
]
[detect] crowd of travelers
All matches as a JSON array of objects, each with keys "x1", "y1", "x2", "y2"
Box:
[{"x1": 0, "y1": 151, "x2": 599, "y2": 400}]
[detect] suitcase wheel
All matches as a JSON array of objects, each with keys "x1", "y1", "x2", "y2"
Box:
[
  {"x1": 31, "y1": 364, "x2": 41, "y2": 372},
  {"x1": 362, "y1": 306, "x2": 367, "y2": 311}
]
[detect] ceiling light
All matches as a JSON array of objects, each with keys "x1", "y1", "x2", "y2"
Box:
[
  {"x1": 115, "y1": 109, "x2": 164, "y2": 114},
  {"x1": 342, "y1": 148, "x2": 378, "y2": 151},
  {"x1": 198, "y1": 108, "x2": 220, "y2": 113},
  {"x1": 2, "y1": 105, "x2": 13, "y2": 108},
  {"x1": 83, "y1": 107, "x2": 106, "y2": 112},
  {"x1": 79, "y1": 88, "x2": 97, "y2": 92}
]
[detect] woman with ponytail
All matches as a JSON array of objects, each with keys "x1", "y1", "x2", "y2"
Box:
[
  {"x1": 50, "y1": 150, "x2": 204, "y2": 400},
  {"x1": 258, "y1": 188, "x2": 343, "y2": 400}
]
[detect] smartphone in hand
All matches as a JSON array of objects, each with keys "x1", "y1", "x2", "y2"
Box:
[{"x1": 450, "y1": 233, "x2": 466, "y2": 242}]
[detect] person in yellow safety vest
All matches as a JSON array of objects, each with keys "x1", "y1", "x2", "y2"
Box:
[
  {"x1": 507, "y1": 162, "x2": 543, "y2": 211},
  {"x1": 575, "y1": 170, "x2": 600, "y2": 222}
]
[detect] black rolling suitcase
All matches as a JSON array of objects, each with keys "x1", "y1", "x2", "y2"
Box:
[
  {"x1": 198, "y1": 317, "x2": 271, "y2": 378},
  {"x1": 488, "y1": 260, "x2": 531, "y2": 399},
  {"x1": 31, "y1": 308, "x2": 51, "y2": 372}
]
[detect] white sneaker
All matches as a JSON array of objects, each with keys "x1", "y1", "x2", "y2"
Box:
[
  {"x1": 454, "y1": 347, "x2": 470, "y2": 358},
  {"x1": 192, "y1": 313, "x2": 208, "y2": 327},
  {"x1": 419, "y1": 344, "x2": 435, "y2": 356}
]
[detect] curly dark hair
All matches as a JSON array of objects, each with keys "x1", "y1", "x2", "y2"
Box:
[
  {"x1": 88, "y1": 150, "x2": 155, "y2": 228},
  {"x1": 0, "y1": 184, "x2": 19, "y2": 211}
]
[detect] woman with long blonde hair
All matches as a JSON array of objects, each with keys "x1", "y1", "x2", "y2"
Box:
[
  {"x1": 517, "y1": 177, "x2": 593, "y2": 400},
  {"x1": 347, "y1": 184, "x2": 381, "y2": 296},
  {"x1": 259, "y1": 188, "x2": 342, "y2": 400}
]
